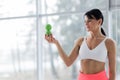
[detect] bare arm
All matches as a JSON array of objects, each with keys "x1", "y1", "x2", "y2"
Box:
[
  {"x1": 106, "y1": 39, "x2": 116, "y2": 80},
  {"x1": 45, "y1": 34, "x2": 83, "y2": 67}
]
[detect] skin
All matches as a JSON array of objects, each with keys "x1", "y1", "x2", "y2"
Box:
[{"x1": 45, "y1": 16, "x2": 116, "y2": 80}]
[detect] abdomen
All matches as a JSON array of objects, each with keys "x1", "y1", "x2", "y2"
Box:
[{"x1": 80, "y1": 59, "x2": 105, "y2": 74}]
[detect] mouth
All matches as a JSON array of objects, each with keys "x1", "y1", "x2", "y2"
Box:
[{"x1": 86, "y1": 26, "x2": 90, "y2": 28}]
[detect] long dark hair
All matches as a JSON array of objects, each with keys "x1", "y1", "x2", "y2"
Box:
[{"x1": 84, "y1": 9, "x2": 106, "y2": 36}]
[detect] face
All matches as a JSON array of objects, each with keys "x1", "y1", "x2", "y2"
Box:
[{"x1": 84, "y1": 16, "x2": 101, "y2": 32}]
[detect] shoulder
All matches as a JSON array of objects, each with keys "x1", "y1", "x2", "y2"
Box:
[
  {"x1": 74, "y1": 37, "x2": 84, "y2": 47},
  {"x1": 105, "y1": 37, "x2": 116, "y2": 46},
  {"x1": 105, "y1": 37, "x2": 116, "y2": 50}
]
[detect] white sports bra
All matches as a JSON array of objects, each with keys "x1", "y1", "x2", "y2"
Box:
[{"x1": 79, "y1": 37, "x2": 108, "y2": 63}]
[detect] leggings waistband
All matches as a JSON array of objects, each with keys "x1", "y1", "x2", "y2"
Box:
[{"x1": 78, "y1": 70, "x2": 108, "y2": 80}]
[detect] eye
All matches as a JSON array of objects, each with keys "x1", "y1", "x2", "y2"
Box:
[
  {"x1": 87, "y1": 20, "x2": 92, "y2": 22},
  {"x1": 85, "y1": 19, "x2": 92, "y2": 23}
]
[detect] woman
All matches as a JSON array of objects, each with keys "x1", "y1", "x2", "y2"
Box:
[{"x1": 45, "y1": 9, "x2": 116, "y2": 80}]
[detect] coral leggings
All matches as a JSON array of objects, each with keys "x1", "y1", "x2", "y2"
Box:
[{"x1": 78, "y1": 70, "x2": 108, "y2": 80}]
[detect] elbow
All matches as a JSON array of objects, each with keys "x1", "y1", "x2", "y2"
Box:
[
  {"x1": 65, "y1": 60, "x2": 72, "y2": 67},
  {"x1": 66, "y1": 63, "x2": 71, "y2": 67}
]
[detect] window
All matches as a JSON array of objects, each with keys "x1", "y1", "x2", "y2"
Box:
[
  {"x1": 0, "y1": 0, "x2": 120, "y2": 80},
  {"x1": 111, "y1": 10, "x2": 120, "y2": 79},
  {"x1": 0, "y1": 0, "x2": 36, "y2": 80}
]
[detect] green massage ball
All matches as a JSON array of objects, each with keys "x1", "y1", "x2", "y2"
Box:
[{"x1": 45, "y1": 24, "x2": 52, "y2": 35}]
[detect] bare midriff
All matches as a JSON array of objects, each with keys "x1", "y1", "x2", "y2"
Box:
[{"x1": 80, "y1": 59, "x2": 105, "y2": 74}]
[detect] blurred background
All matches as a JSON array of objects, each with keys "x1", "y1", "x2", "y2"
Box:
[{"x1": 0, "y1": 0, "x2": 120, "y2": 80}]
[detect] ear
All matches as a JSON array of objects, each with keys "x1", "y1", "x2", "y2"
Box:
[{"x1": 98, "y1": 19, "x2": 102, "y2": 25}]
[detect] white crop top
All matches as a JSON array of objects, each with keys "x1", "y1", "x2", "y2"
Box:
[{"x1": 79, "y1": 37, "x2": 108, "y2": 63}]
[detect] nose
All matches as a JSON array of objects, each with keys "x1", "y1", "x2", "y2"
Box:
[{"x1": 85, "y1": 21, "x2": 88, "y2": 26}]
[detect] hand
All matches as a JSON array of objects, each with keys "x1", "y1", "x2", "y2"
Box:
[{"x1": 45, "y1": 34, "x2": 58, "y2": 44}]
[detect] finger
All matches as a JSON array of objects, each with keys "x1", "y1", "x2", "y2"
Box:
[
  {"x1": 45, "y1": 35, "x2": 50, "y2": 42},
  {"x1": 45, "y1": 34, "x2": 50, "y2": 39},
  {"x1": 45, "y1": 34, "x2": 55, "y2": 43},
  {"x1": 45, "y1": 34, "x2": 48, "y2": 39}
]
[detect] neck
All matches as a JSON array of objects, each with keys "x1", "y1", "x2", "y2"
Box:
[{"x1": 89, "y1": 29, "x2": 104, "y2": 39}]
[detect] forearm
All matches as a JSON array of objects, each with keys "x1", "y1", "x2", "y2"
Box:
[
  {"x1": 109, "y1": 71, "x2": 116, "y2": 80},
  {"x1": 55, "y1": 41, "x2": 70, "y2": 66},
  {"x1": 109, "y1": 75, "x2": 115, "y2": 80}
]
